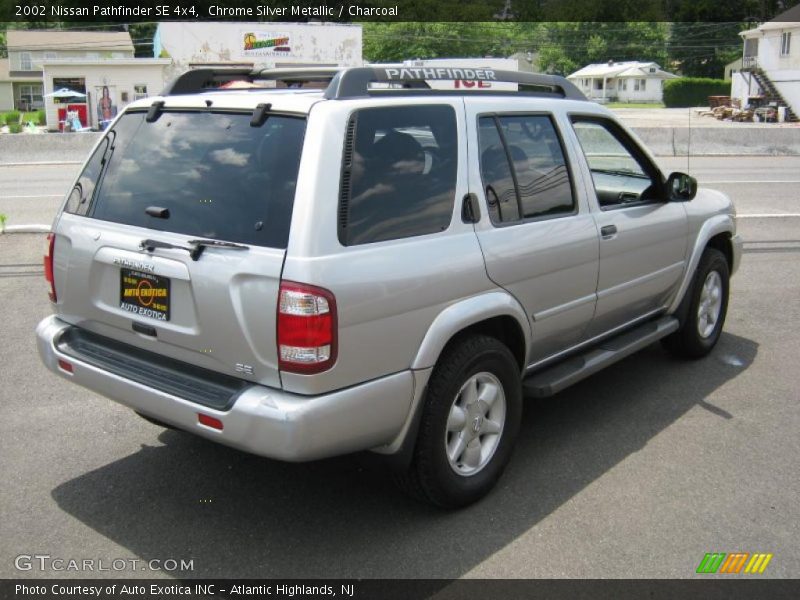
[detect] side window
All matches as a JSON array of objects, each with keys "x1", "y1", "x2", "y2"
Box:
[
  {"x1": 570, "y1": 117, "x2": 661, "y2": 209},
  {"x1": 64, "y1": 138, "x2": 109, "y2": 216},
  {"x1": 339, "y1": 105, "x2": 457, "y2": 246},
  {"x1": 478, "y1": 114, "x2": 575, "y2": 224}
]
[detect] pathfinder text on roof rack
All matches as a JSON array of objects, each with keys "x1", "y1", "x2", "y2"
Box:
[{"x1": 384, "y1": 68, "x2": 498, "y2": 81}]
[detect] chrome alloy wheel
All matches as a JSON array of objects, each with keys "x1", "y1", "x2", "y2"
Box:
[
  {"x1": 445, "y1": 372, "x2": 506, "y2": 476},
  {"x1": 697, "y1": 270, "x2": 723, "y2": 339}
]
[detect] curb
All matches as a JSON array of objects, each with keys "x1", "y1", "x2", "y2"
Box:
[{"x1": 1, "y1": 224, "x2": 51, "y2": 234}]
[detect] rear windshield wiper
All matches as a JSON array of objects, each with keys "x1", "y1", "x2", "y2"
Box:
[
  {"x1": 141, "y1": 238, "x2": 249, "y2": 261},
  {"x1": 188, "y1": 239, "x2": 250, "y2": 256}
]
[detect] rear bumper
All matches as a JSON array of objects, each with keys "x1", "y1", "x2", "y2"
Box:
[{"x1": 36, "y1": 315, "x2": 418, "y2": 461}]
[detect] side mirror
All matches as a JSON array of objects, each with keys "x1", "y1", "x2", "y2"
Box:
[{"x1": 666, "y1": 172, "x2": 697, "y2": 201}]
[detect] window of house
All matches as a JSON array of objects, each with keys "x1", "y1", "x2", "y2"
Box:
[
  {"x1": 338, "y1": 105, "x2": 458, "y2": 246},
  {"x1": 53, "y1": 78, "x2": 87, "y2": 95},
  {"x1": 781, "y1": 32, "x2": 792, "y2": 56},
  {"x1": 133, "y1": 85, "x2": 148, "y2": 101},
  {"x1": 19, "y1": 84, "x2": 43, "y2": 110},
  {"x1": 478, "y1": 114, "x2": 575, "y2": 224},
  {"x1": 45, "y1": 52, "x2": 56, "y2": 61},
  {"x1": 634, "y1": 79, "x2": 646, "y2": 91},
  {"x1": 620, "y1": 80, "x2": 627, "y2": 91},
  {"x1": 20, "y1": 52, "x2": 33, "y2": 71}
]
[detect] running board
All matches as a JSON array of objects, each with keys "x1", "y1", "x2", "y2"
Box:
[{"x1": 522, "y1": 316, "x2": 679, "y2": 398}]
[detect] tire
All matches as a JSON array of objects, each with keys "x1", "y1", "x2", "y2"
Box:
[
  {"x1": 662, "y1": 247, "x2": 730, "y2": 359},
  {"x1": 396, "y1": 334, "x2": 522, "y2": 508}
]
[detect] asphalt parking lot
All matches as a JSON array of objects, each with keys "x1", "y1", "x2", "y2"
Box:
[{"x1": 0, "y1": 158, "x2": 798, "y2": 579}]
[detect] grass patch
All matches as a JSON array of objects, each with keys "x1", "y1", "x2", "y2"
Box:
[
  {"x1": 606, "y1": 102, "x2": 666, "y2": 109},
  {"x1": 3, "y1": 110, "x2": 21, "y2": 125},
  {"x1": 0, "y1": 214, "x2": 7, "y2": 231},
  {"x1": 2, "y1": 110, "x2": 45, "y2": 132},
  {"x1": 17, "y1": 111, "x2": 45, "y2": 125}
]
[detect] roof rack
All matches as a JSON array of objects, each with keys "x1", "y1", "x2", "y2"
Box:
[
  {"x1": 325, "y1": 67, "x2": 586, "y2": 100},
  {"x1": 162, "y1": 66, "x2": 587, "y2": 101},
  {"x1": 162, "y1": 67, "x2": 342, "y2": 95}
]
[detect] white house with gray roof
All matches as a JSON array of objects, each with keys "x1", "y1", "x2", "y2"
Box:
[{"x1": 567, "y1": 61, "x2": 678, "y2": 103}]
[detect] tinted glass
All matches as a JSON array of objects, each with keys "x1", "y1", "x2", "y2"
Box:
[
  {"x1": 478, "y1": 118, "x2": 519, "y2": 222},
  {"x1": 85, "y1": 111, "x2": 305, "y2": 248},
  {"x1": 340, "y1": 105, "x2": 457, "y2": 246},
  {"x1": 479, "y1": 115, "x2": 574, "y2": 223},
  {"x1": 65, "y1": 137, "x2": 108, "y2": 216}
]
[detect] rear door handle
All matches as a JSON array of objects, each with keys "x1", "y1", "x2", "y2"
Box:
[{"x1": 600, "y1": 224, "x2": 618, "y2": 239}]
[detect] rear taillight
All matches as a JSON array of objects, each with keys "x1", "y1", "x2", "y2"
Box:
[
  {"x1": 44, "y1": 233, "x2": 56, "y2": 302},
  {"x1": 277, "y1": 281, "x2": 337, "y2": 374}
]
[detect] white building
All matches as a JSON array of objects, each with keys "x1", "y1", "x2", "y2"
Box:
[
  {"x1": 731, "y1": 4, "x2": 799, "y2": 118},
  {"x1": 154, "y1": 21, "x2": 362, "y2": 82},
  {"x1": 42, "y1": 58, "x2": 170, "y2": 131},
  {"x1": 725, "y1": 57, "x2": 743, "y2": 80},
  {"x1": 1, "y1": 29, "x2": 135, "y2": 112},
  {"x1": 0, "y1": 30, "x2": 170, "y2": 130},
  {"x1": 567, "y1": 61, "x2": 678, "y2": 103}
]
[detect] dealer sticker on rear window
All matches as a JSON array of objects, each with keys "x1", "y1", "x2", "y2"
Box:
[{"x1": 120, "y1": 268, "x2": 171, "y2": 321}]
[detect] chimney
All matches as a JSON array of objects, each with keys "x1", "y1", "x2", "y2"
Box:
[{"x1": 607, "y1": 59, "x2": 614, "y2": 66}]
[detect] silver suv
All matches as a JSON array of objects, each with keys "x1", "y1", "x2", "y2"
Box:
[{"x1": 36, "y1": 67, "x2": 742, "y2": 507}]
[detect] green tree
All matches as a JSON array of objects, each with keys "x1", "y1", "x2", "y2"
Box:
[
  {"x1": 362, "y1": 22, "x2": 534, "y2": 63},
  {"x1": 667, "y1": 22, "x2": 744, "y2": 78},
  {"x1": 536, "y1": 23, "x2": 669, "y2": 76},
  {"x1": 662, "y1": 0, "x2": 792, "y2": 77},
  {"x1": 128, "y1": 23, "x2": 157, "y2": 58}
]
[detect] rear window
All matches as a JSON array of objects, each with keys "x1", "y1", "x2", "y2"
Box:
[{"x1": 69, "y1": 110, "x2": 306, "y2": 249}]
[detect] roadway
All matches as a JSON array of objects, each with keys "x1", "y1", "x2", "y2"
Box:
[{"x1": 0, "y1": 157, "x2": 798, "y2": 579}]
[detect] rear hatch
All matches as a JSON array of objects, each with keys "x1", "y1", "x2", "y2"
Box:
[{"x1": 52, "y1": 105, "x2": 307, "y2": 388}]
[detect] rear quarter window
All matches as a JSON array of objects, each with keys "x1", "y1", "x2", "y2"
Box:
[
  {"x1": 76, "y1": 110, "x2": 305, "y2": 249},
  {"x1": 338, "y1": 104, "x2": 458, "y2": 246}
]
